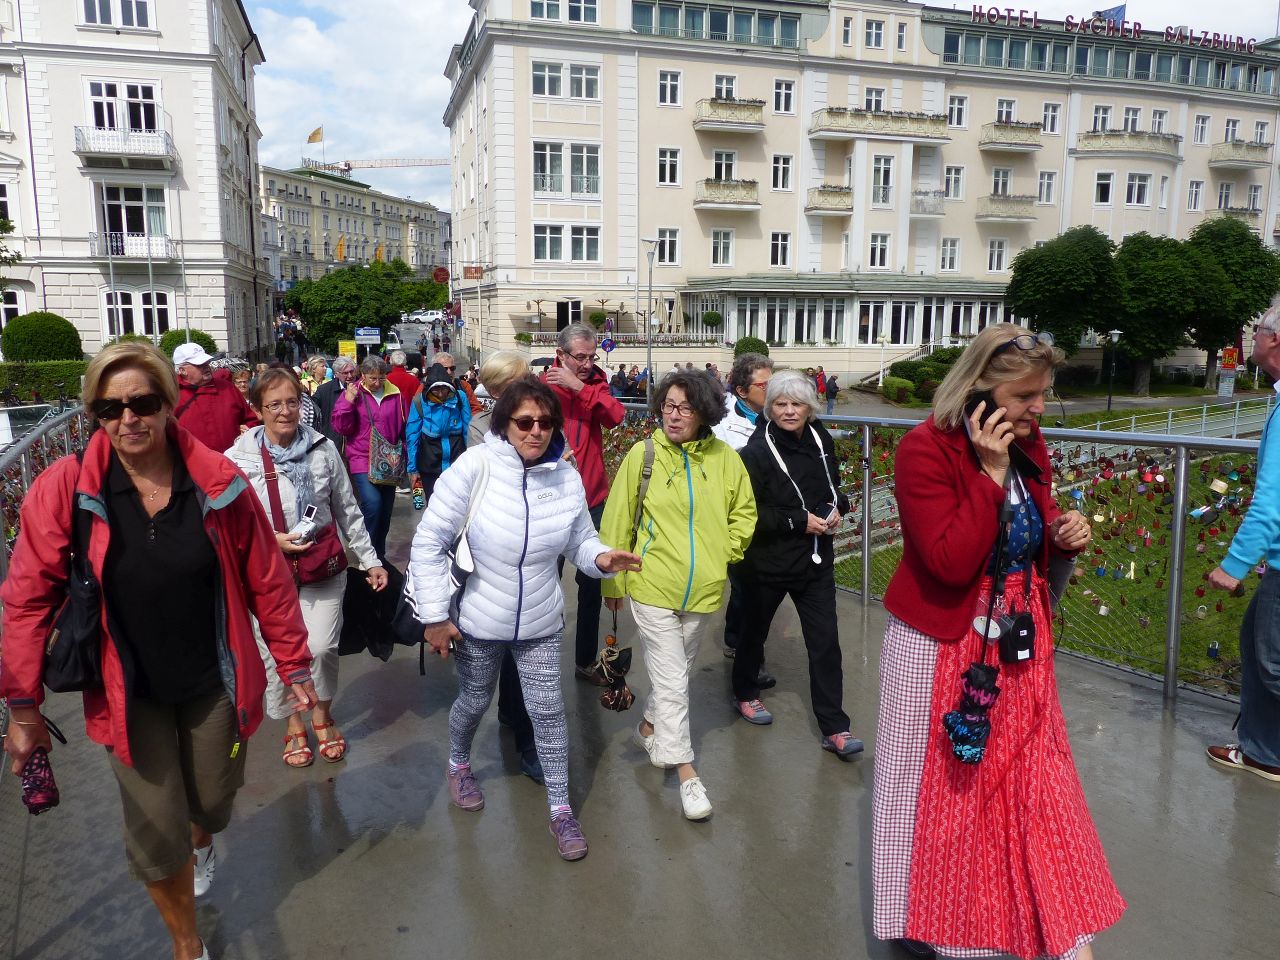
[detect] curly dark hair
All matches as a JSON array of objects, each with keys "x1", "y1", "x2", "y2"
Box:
[
  {"x1": 652, "y1": 370, "x2": 726, "y2": 426},
  {"x1": 490, "y1": 375, "x2": 565, "y2": 436},
  {"x1": 727, "y1": 352, "x2": 773, "y2": 396}
]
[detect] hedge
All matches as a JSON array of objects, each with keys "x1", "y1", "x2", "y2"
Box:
[
  {"x1": 159, "y1": 328, "x2": 218, "y2": 358},
  {"x1": 1, "y1": 312, "x2": 83, "y2": 362},
  {"x1": 915, "y1": 378, "x2": 941, "y2": 402},
  {"x1": 734, "y1": 336, "x2": 769, "y2": 358},
  {"x1": 0, "y1": 360, "x2": 89, "y2": 401},
  {"x1": 881, "y1": 375, "x2": 913, "y2": 404},
  {"x1": 888, "y1": 359, "x2": 928, "y2": 384}
]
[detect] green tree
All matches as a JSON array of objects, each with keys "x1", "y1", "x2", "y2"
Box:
[
  {"x1": 1113, "y1": 233, "x2": 1199, "y2": 396},
  {"x1": 734, "y1": 336, "x2": 769, "y2": 358},
  {"x1": 158, "y1": 328, "x2": 219, "y2": 358},
  {"x1": 1186, "y1": 216, "x2": 1280, "y2": 388},
  {"x1": 1005, "y1": 225, "x2": 1118, "y2": 355},
  {"x1": 1, "y1": 312, "x2": 83, "y2": 361},
  {"x1": 0, "y1": 216, "x2": 20, "y2": 281}
]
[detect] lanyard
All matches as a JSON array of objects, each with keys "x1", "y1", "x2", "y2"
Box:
[{"x1": 764, "y1": 421, "x2": 840, "y2": 564}]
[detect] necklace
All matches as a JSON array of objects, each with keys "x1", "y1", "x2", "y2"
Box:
[{"x1": 140, "y1": 480, "x2": 167, "y2": 502}]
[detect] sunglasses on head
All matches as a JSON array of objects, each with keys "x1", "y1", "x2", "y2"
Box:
[
  {"x1": 991, "y1": 331, "x2": 1055, "y2": 358},
  {"x1": 92, "y1": 393, "x2": 164, "y2": 421},
  {"x1": 512, "y1": 416, "x2": 555, "y2": 432}
]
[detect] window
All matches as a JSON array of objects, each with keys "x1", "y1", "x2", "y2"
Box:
[
  {"x1": 714, "y1": 74, "x2": 736, "y2": 99},
  {"x1": 991, "y1": 168, "x2": 1011, "y2": 196},
  {"x1": 533, "y1": 224, "x2": 563, "y2": 260},
  {"x1": 101, "y1": 184, "x2": 166, "y2": 245},
  {"x1": 1257, "y1": 121, "x2": 1271, "y2": 143},
  {"x1": 1159, "y1": 176, "x2": 1169, "y2": 208},
  {"x1": 897, "y1": 22, "x2": 908, "y2": 50},
  {"x1": 1218, "y1": 182, "x2": 1233, "y2": 209},
  {"x1": 121, "y1": 0, "x2": 149, "y2": 27},
  {"x1": 1249, "y1": 184, "x2": 1263, "y2": 211},
  {"x1": 864, "y1": 87, "x2": 885, "y2": 112},
  {"x1": 944, "y1": 165, "x2": 964, "y2": 199},
  {"x1": 1095, "y1": 172, "x2": 1113, "y2": 205},
  {"x1": 656, "y1": 227, "x2": 679, "y2": 264},
  {"x1": 711, "y1": 228, "x2": 733, "y2": 266},
  {"x1": 125, "y1": 83, "x2": 157, "y2": 131},
  {"x1": 139, "y1": 290, "x2": 168, "y2": 336},
  {"x1": 1223, "y1": 118, "x2": 1240, "y2": 142},
  {"x1": 840, "y1": 232, "x2": 850, "y2": 269},
  {"x1": 868, "y1": 233, "x2": 889, "y2": 268},
  {"x1": 658, "y1": 70, "x2": 680, "y2": 105},
  {"x1": 842, "y1": 17, "x2": 851, "y2": 45},
  {"x1": 1126, "y1": 173, "x2": 1151, "y2": 206},
  {"x1": 865, "y1": 19, "x2": 884, "y2": 48},
  {"x1": 105, "y1": 291, "x2": 134, "y2": 337},
  {"x1": 947, "y1": 95, "x2": 967, "y2": 127},
  {"x1": 533, "y1": 142, "x2": 563, "y2": 192},
  {"x1": 0, "y1": 184, "x2": 8, "y2": 222},
  {"x1": 568, "y1": 0, "x2": 596, "y2": 23},
  {"x1": 1152, "y1": 109, "x2": 1167, "y2": 134},
  {"x1": 872, "y1": 155, "x2": 893, "y2": 205},
  {"x1": 988, "y1": 239, "x2": 1007, "y2": 272},
  {"x1": 1188, "y1": 180, "x2": 1203, "y2": 211},
  {"x1": 570, "y1": 145, "x2": 599, "y2": 195},
  {"x1": 570, "y1": 226, "x2": 600, "y2": 262},
  {"x1": 1121, "y1": 107, "x2": 1140, "y2": 132},
  {"x1": 1041, "y1": 102, "x2": 1060, "y2": 133},
  {"x1": 771, "y1": 155, "x2": 792, "y2": 190},
  {"x1": 1193, "y1": 115, "x2": 1209, "y2": 144},
  {"x1": 89, "y1": 80, "x2": 119, "y2": 128},
  {"x1": 1037, "y1": 171, "x2": 1056, "y2": 204},
  {"x1": 770, "y1": 232, "x2": 790, "y2": 267},
  {"x1": 773, "y1": 80, "x2": 794, "y2": 113},
  {"x1": 657, "y1": 147, "x2": 680, "y2": 185},
  {"x1": 82, "y1": 0, "x2": 111, "y2": 25},
  {"x1": 940, "y1": 238, "x2": 959, "y2": 272},
  {"x1": 1092, "y1": 105, "x2": 1111, "y2": 132},
  {"x1": 713, "y1": 150, "x2": 735, "y2": 181},
  {"x1": 569, "y1": 66, "x2": 599, "y2": 99},
  {"x1": 531, "y1": 0, "x2": 560, "y2": 19},
  {"x1": 996, "y1": 99, "x2": 1015, "y2": 124},
  {"x1": 532, "y1": 62, "x2": 562, "y2": 97}
]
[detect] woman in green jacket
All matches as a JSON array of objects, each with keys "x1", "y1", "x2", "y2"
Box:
[{"x1": 602, "y1": 371, "x2": 757, "y2": 821}]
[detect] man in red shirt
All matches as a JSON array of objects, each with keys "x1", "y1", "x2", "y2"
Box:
[
  {"x1": 386, "y1": 350, "x2": 423, "y2": 418},
  {"x1": 173, "y1": 342, "x2": 254, "y2": 452}
]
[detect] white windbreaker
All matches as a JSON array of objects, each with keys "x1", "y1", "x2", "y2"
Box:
[{"x1": 409, "y1": 431, "x2": 613, "y2": 642}]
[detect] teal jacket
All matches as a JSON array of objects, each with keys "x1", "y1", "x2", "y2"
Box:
[{"x1": 1223, "y1": 390, "x2": 1280, "y2": 580}]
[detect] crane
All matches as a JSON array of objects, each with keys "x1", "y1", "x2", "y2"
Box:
[{"x1": 301, "y1": 157, "x2": 448, "y2": 178}]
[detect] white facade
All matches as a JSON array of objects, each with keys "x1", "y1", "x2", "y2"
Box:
[
  {"x1": 443, "y1": 1, "x2": 1280, "y2": 376},
  {"x1": 0, "y1": 0, "x2": 273, "y2": 358}
]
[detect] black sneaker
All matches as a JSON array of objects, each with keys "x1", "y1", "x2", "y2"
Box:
[
  {"x1": 756, "y1": 667, "x2": 777, "y2": 690},
  {"x1": 895, "y1": 939, "x2": 936, "y2": 959}
]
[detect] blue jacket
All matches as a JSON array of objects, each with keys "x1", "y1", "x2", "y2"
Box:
[
  {"x1": 1223, "y1": 388, "x2": 1280, "y2": 580},
  {"x1": 406, "y1": 366, "x2": 471, "y2": 478}
]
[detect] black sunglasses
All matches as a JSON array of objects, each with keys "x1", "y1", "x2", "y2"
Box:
[
  {"x1": 991, "y1": 331, "x2": 1055, "y2": 358},
  {"x1": 511, "y1": 416, "x2": 555, "y2": 432},
  {"x1": 92, "y1": 393, "x2": 165, "y2": 421}
]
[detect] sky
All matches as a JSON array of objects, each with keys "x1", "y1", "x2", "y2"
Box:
[{"x1": 243, "y1": 1, "x2": 1280, "y2": 213}]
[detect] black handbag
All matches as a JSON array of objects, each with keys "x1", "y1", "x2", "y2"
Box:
[{"x1": 44, "y1": 464, "x2": 104, "y2": 693}]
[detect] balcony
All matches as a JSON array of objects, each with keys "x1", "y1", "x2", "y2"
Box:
[
  {"x1": 73, "y1": 125, "x2": 177, "y2": 169},
  {"x1": 803, "y1": 185, "x2": 853, "y2": 216},
  {"x1": 978, "y1": 121, "x2": 1043, "y2": 152},
  {"x1": 693, "y1": 98, "x2": 766, "y2": 133},
  {"x1": 975, "y1": 194, "x2": 1037, "y2": 222},
  {"x1": 1217, "y1": 206, "x2": 1262, "y2": 222},
  {"x1": 1273, "y1": 214, "x2": 1280, "y2": 236},
  {"x1": 1209, "y1": 140, "x2": 1272, "y2": 169},
  {"x1": 87, "y1": 232, "x2": 176, "y2": 259},
  {"x1": 808, "y1": 108, "x2": 949, "y2": 144},
  {"x1": 693, "y1": 179, "x2": 760, "y2": 211},
  {"x1": 909, "y1": 190, "x2": 946, "y2": 218},
  {"x1": 570, "y1": 174, "x2": 601, "y2": 198},
  {"x1": 1073, "y1": 130, "x2": 1183, "y2": 161},
  {"x1": 532, "y1": 173, "x2": 563, "y2": 194}
]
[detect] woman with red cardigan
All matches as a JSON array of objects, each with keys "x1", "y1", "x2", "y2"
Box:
[{"x1": 873, "y1": 325, "x2": 1125, "y2": 960}]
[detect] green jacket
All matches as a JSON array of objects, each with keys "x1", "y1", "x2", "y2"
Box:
[{"x1": 601, "y1": 429, "x2": 757, "y2": 613}]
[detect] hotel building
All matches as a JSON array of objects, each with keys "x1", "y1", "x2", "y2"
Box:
[{"x1": 443, "y1": 1, "x2": 1280, "y2": 375}]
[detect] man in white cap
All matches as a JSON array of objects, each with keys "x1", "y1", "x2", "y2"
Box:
[{"x1": 172, "y1": 341, "x2": 255, "y2": 452}]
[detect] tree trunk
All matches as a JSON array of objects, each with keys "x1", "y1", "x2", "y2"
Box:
[
  {"x1": 1132, "y1": 359, "x2": 1152, "y2": 396},
  {"x1": 1204, "y1": 349, "x2": 1220, "y2": 391}
]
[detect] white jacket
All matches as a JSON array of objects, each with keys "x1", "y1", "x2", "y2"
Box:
[
  {"x1": 409, "y1": 431, "x2": 613, "y2": 642},
  {"x1": 711, "y1": 393, "x2": 759, "y2": 452},
  {"x1": 225, "y1": 425, "x2": 380, "y2": 571}
]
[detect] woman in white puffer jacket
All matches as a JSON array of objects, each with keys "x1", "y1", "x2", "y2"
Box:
[{"x1": 409, "y1": 377, "x2": 640, "y2": 863}]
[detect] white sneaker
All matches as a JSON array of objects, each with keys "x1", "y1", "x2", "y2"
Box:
[
  {"x1": 632, "y1": 722, "x2": 671, "y2": 769},
  {"x1": 679, "y1": 777, "x2": 712, "y2": 820},
  {"x1": 195, "y1": 940, "x2": 211, "y2": 960},
  {"x1": 193, "y1": 842, "x2": 216, "y2": 898}
]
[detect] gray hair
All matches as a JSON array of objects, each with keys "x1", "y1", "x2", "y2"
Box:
[
  {"x1": 331, "y1": 355, "x2": 357, "y2": 374},
  {"x1": 1259, "y1": 296, "x2": 1280, "y2": 333},
  {"x1": 556, "y1": 323, "x2": 597, "y2": 352},
  {"x1": 389, "y1": 350, "x2": 408, "y2": 367},
  {"x1": 764, "y1": 370, "x2": 821, "y2": 424},
  {"x1": 360, "y1": 355, "x2": 389, "y2": 375}
]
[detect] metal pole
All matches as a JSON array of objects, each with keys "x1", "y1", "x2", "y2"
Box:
[
  {"x1": 645, "y1": 247, "x2": 656, "y2": 404},
  {"x1": 1167, "y1": 408, "x2": 1174, "y2": 432},
  {"x1": 1163, "y1": 445, "x2": 1190, "y2": 706},
  {"x1": 1233, "y1": 400, "x2": 1241, "y2": 438},
  {"x1": 1201, "y1": 405, "x2": 1207, "y2": 435},
  {"x1": 860, "y1": 423, "x2": 873, "y2": 607},
  {"x1": 1106, "y1": 342, "x2": 1115, "y2": 412}
]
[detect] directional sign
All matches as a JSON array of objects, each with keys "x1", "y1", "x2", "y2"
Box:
[
  {"x1": 432, "y1": 266, "x2": 450, "y2": 284},
  {"x1": 455, "y1": 318, "x2": 466, "y2": 329},
  {"x1": 600, "y1": 338, "x2": 615, "y2": 353},
  {"x1": 354, "y1": 326, "x2": 382, "y2": 345}
]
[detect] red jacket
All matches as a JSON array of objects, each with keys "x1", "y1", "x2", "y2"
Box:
[
  {"x1": 175, "y1": 374, "x2": 254, "y2": 452},
  {"x1": 883, "y1": 416, "x2": 1066, "y2": 642},
  {"x1": 542, "y1": 361, "x2": 625, "y2": 508},
  {"x1": 387, "y1": 366, "x2": 423, "y2": 418},
  {"x1": 0, "y1": 422, "x2": 312, "y2": 766}
]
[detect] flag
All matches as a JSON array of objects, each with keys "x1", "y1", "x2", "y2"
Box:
[
  {"x1": 1094, "y1": 4, "x2": 1125, "y2": 24},
  {"x1": 306, "y1": 126, "x2": 324, "y2": 143},
  {"x1": 334, "y1": 236, "x2": 345, "y2": 260},
  {"x1": 374, "y1": 244, "x2": 384, "y2": 262}
]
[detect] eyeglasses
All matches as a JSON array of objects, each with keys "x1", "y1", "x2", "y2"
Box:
[
  {"x1": 563, "y1": 351, "x2": 599, "y2": 364},
  {"x1": 92, "y1": 393, "x2": 164, "y2": 421},
  {"x1": 264, "y1": 399, "x2": 301, "y2": 413},
  {"x1": 661, "y1": 401, "x2": 695, "y2": 417},
  {"x1": 1254, "y1": 325, "x2": 1278, "y2": 339},
  {"x1": 511, "y1": 416, "x2": 555, "y2": 432},
  {"x1": 750, "y1": 380, "x2": 771, "y2": 390},
  {"x1": 443, "y1": 365, "x2": 456, "y2": 372},
  {"x1": 991, "y1": 331, "x2": 1055, "y2": 357}
]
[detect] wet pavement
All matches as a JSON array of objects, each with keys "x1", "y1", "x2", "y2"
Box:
[{"x1": 3, "y1": 509, "x2": 1279, "y2": 960}]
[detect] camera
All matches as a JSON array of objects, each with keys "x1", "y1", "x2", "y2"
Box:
[
  {"x1": 995, "y1": 609, "x2": 1035, "y2": 663},
  {"x1": 288, "y1": 504, "x2": 319, "y2": 545}
]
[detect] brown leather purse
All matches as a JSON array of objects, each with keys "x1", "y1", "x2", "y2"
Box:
[{"x1": 258, "y1": 442, "x2": 348, "y2": 586}]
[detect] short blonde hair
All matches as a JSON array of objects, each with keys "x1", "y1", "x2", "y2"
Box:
[
  {"x1": 764, "y1": 369, "x2": 821, "y2": 423},
  {"x1": 479, "y1": 349, "x2": 531, "y2": 399},
  {"x1": 932, "y1": 324, "x2": 1066, "y2": 431},
  {"x1": 83, "y1": 342, "x2": 180, "y2": 414}
]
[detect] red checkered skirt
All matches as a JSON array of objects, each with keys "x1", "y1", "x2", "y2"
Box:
[{"x1": 873, "y1": 570, "x2": 1125, "y2": 959}]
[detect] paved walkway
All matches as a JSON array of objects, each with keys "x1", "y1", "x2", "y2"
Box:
[{"x1": 2, "y1": 510, "x2": 1278, "y2": 960}]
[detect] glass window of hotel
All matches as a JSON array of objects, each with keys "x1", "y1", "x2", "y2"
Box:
[
  {"x1": 1092, "y1": 105, "x2": 1111, "y2": 133},
  {"x1": 868, "y1": 233, "x2": 889, "y2": 268},
  {"x1": 986, "y1": 35, "x2": 1005, "y2": 67},
  {"x1": 89, "y1": 80, "x2": 121, "y2": 128},
  {"x1": 996, "y1": 99, "x2": 1015, "y2": 124},
  {"x1": 1257, "y1": 121, "x2": 1271, "y2": 143},
  {"x1": 708, "y1": 8, "x2": 728, "y2": 39},
  {"x1": 83, "y1": 0, "x2": 112, "y2": 24},
  {"x1": 1151, "y1": 109, "x2": 1167, "y2": 134},
  {"x1": 898, "y1": 22, "x2": 909, "y2": 52},
  {"x1": 1195, "y1": 58, "x2": 1211, "y2": 87},
  {"x1": 683, "y1": 7, "x2": 704, "y2": 38},
  {"x1": 1091, "y1": 47, "x2": 1110, "y2": 78},
  {"x1": 533, "y1": 143, "x2": 563, "y2": 192},
  {"x1": 656, "y1": 228, "x2": 679, "y2": 264},
  {"x1": 1224, "y1": 118, "x2": 1240, "y2": 142},
  {"x1": 1134, "y1": 51, "x2": 1153, "y2": 80},
  {"x1": 865, "y1": 19, "x2": 884, "y2": 48},
  {"x1": 1041, "y1": 102, "x2": 1060, "y2": 134},
  {"x1": 1159, "y1": 176, "x2": 1169, "y2": 208},
  {"x1": 1155, "y1": 54, "x2": 1174, "y2": 82},
  {"x1": 658, "y1": 70, "x2": 680, "y2": 105},
  {"x1": 988, "y1": 240, "x2": 1007, "y2": 272},
  {"x1": 570, "y1": 226, "x2": 600, "y2": 262},
  {"x1": 1186, "y1": 181, "x2": 1203, "y2": 211},
  {"x1": 570, "y1": 145, "x2": 599, "y2": 195},
  {"x1": 771, "y1": 155, "x2": 792, "y2": 190},
  {"x1": 1218, "y1": 182, "x2": 1233, "y2": 209},
  {"x1": 842, "y1": 17, "x2": 852, "y2": 45},
  {"x1": 2, "y1": 289, "x2": 22, "y2": 329},
  {"x1": 1075, "y1": 44, "x2": 1089, "y2": 74},
  {"x1": 872, "y1": 156, "x2": 893, "y2": 205},
  {"x1": 1122, "y1": 107, "x2": 1140, "y2": 133},
  {"x1": 947, "y1": 95, "x2": 966, "y2": 127},
  {"x1": 534, "y1": 224, "x2": 563, "y2": 260},
  {"x1": 1193, "y1": 115, "x2": 1209, "y2": 144},
  {"x1": 632, "y1": 2, "x2": 653, "y2": 31},
  {"x1": 569, "y1": 66, "x2": 600, "y2": 99},
  {"x1": 1249, "y1": 184, "x2": 1263, "y2": 211},
  {"x1": 732, "y1": 10, "x2": 752, "y2": 42},
  {"x1": 657, "y1": 147, "x2": 680, "y2": 185},
  {"x1": 943, "y1": 165, "x2": 964, "y2": 199},
  {"x1": 793, "y1": 299, "x2": 818, "y2": 342},
  {"x1": 711, "y1": 229, "x2": 733, "y2": 266},
  {"x1": 1125, "y1": 173, "x2": 1151, "y2": 206},
  {"x1": 991, "y1": 168, "x2": 1010, "y2": 197},
  {"x1": 774, "y1": 80, "x2": 794, "y2": 113},
  {"x1": 531, "y1": 0, "x2": 560, "y2": 19},
  {"x1": 713, "y1": 149, "x2": 735, "y2": 180},
  {"x1": 939, "y1": 238, "x2": 959, "y2": 272},
  {"x1": 1037, "y1": 171, "x2": 1056, "y2": 204},
  {"x1": 714, "y1": 74, "x2": 736, "y2": 99},
  {"x1": 962, "y1": 34, "x2": 982, "y2": 66},
  {"x1": 657, "y1": 5, "x2": 680, "y2": 36},
  {"x1": 1113, "y1": 48, "x2": 1131, "y2": 78},
  {"x1": 822, "y1": 299, "x2": 845, "y2": 341},
  {"x1": 840, "y1": 232, "x2": 851, "y2": 268},
  {"x1": 770, "y1": 232, "x2": 790, "y2": 267},
  {"x1": 533, "y1": 62, "x2": 562, "y2": 96},
  {"x1": 568, "y1": 0, "x2": 597, "y2": 23},
  {"x1": 865, "y1": 87, "x2": 885, "y2": 112},
  {"x1": 1095, "y1": 172, "x2": 1113, "y2": 205},
  {"x1": 757, "y1": 13, "x2": 776, "y2": 44}
]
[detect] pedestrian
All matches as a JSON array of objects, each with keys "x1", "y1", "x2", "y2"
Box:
[
  {"x1": 387, "y1": 349, "x2": 424, "y2": 419},
  {"x1": 226, "y1": 368, "x2": 388, "y2": 768},
  {"x1": 1206, "y1": 299, "x2": 1280, "y2": 782},
  {"x1": 172, "y1": 342, "x2": 255, "y2": 452},
  {"x1": 406, "y1": 362, "x2": 471, "y2": 510},
  {"x1": 330, "y1": 356, "x2": 406, "y2": 559},
  {"x1": 873, "y1": 324, "x2": 1124, "y2": 958},
  {"x1": 312, "y1": 356, "x2": 358, "y2": 452},
  {"x1": 433, "y1": 335, "x2": 441, "y2": 353},
  {"x1": 436, "y1": 351, "x2": 484, "y2": 415},
  {"x1": 600, "y1": 371, "x2": 757, "y2": 820},
  {"x1": 542, "y1": 322, "x2": 626, "y2": 678},
  {"x1": 815, "y1": 365, "x2": 827, "y2": 400},
  {"x1": 0, "y1": 342, "x2": 316, "y2": 960},
  {"x1": 409, "y1": 377, "x2": 641, "y2": 860},
  {"x1": 231, "y1": 368, "x2": 251, "y2": 402},
  {"x1": 825, "y1": 375, "x2": 840, "y2": 416}
]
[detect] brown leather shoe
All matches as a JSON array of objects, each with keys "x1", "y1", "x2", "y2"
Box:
[{"x1": 1207, "y1": 744, "x2": 1280, "y2": 782}]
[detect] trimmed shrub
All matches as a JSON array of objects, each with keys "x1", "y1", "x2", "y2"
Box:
[
  {"x1": 1, "y1": 312, "x2": 83, "y2": 361},
  {"x1": 702, "y1": 310, "x2": 723, "y2": 328},
  {"x1": 105, "y1": 333, "x2": 154, "y2": 348},
  {"x1": 159, "y1": 328, "x2": 218, "y2": 358},
  {"x1": 734, "y1": 336, "x2": 769, "y2": 358},
  {"x1": 888, "y1": 359, "x2": 927, "y2": 384},
  {"x1": 881, "y1": 375, "x2": 913, "y2": 404},
  {"x1": 915, "y1": 379, "x2": 940, "y2": 402},
  {"x1": 928, "y1": 347, "x2": 964, "y2": 366},
  {"x1": 918, "y1": 361, "x2": 950, "y2": 383},
  {"x1": 513, "y1": 331, "x2": 533, "y2": 345},
  {"x1": 588, "y1": 311, "x2": 607, "y2": 330},
  {"x1": 0, "y1": 360, "x2": 89, "y2": 400}
]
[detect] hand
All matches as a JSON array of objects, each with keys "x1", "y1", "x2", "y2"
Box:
[
  {"x1": 825, "y1": 511, "x2": 842, "y2": 534},
  {"x1": 546, "y1": 365, "x2": 585, "y2": 393},
  {"x1": 805, "y1": 513, "x2": 829, "y2": 535},
  {"x1": 286, "y1": 680, "x2": 319, "y2": 713},
  {"x1": 366, "y1": 566, "x2": 389, "y2": 592},
  {"x1": 423, "y1": 620, "x2": 461, "y2": 659},
  {"x1": 968, "y1": 400, "x2": 1013, "y2": 483},
  {"x1": 1208, "y1": 566, "x2": 1241, "y2": 593},
  {"x1": 595, "y1": 550, "x2": 642, "y2": 574},
  {"x1": 408, "y1": 473, "x2": 420, "y2": 487},
  {"x1": 1049, "y1": 510, "x2": 1091, "y2": 552},
  {"x1": 604, "y1": 596, "x2": 625, "y2": 614},
  {"x1": 4, "y1": 707, "x2": 52, "y2": 776},
  {"x1": 276, "y1": 531, "x2": 312, "y2": 555},
  {"x1": 344, "y1": 380, "x2": 360, "y2": 404}
]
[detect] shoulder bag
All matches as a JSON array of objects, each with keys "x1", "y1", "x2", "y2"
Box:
[
  {"x1": 258, "y1": 442, "x2": 348, "y2": 586},
  {"x1": 364, "y1": 391, "x2": 405, "y2": 485},
  {"x1": 44, "y1": 453, "x2": 104, "y2": 693}
]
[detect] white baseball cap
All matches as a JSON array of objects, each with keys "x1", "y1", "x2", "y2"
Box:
[{"x1": 173, "y1": 342, "x2": 213, "y2": 367}]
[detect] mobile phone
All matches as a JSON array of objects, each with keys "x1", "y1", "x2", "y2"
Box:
[
  {"x1": 964, "y1": 389, "x2": 997, "y2": 420},
  {"x1": 815, "y1": 502, "x2": 838, "y2": 523},
  {"x1": 288, "y1": 504, "x2": 319, "y2": 544}
]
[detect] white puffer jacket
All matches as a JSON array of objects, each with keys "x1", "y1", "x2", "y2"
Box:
[
  {"x1": 408, "y1": 431, "x2": 613, "y2": 642},
  {"x1": 711, "y1": 393, "x2": 758, "y2": 452}
]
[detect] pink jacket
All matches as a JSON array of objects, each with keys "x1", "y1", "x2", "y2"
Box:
[{"x1": 331, "y1": 383, "x2": 406, "y2": 474}]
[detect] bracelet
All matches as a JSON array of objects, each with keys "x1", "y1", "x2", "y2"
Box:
[{"x1": 9, "y1": 718, "x2": 42, "y2": 726}]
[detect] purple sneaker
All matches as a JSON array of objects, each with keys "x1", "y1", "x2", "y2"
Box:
[
  {"x1": 549, "y1": 812, "x2": 588, "y2": 861},
  {"x1": 735, "y1": 698, "x2": 774, "y2": 725},
  {"x1": 821, "y1": 732, "x2": 865, "y2": 759},
  {"x1": 446, "y1": 766, "x2": 485, "y2": 811}
]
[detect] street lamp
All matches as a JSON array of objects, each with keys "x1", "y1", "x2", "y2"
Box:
[
  {"x1": 1106, "y1": 329, "x2": 1122, "y2": 412},
  {"x1": 641, "y1": 237, "x2": 660, "y2": 403},
  {"x1": 876, "y1": 332, "x2": 890, "y2": 386}
]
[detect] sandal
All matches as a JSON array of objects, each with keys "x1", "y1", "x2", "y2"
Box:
[
  {"x1": 313, "y1": 721, "x2": 347, "y2": 763},
  {"x1": 283, "y1": 731, "x2": 313, "y2": 768}
]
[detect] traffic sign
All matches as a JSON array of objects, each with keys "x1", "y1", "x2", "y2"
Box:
[
  {"x1": 600, "y1": 338, "x2": 615, "y2": 353},
  {"x1": 432, "y1": 266, "x2": 450, "y2": 284},
  {"x1": 354, "y1": 327, "x2": 382, "y2": 345},
  {"x1": 455, "y1": 318, "x2": 466, "y2": 329}
]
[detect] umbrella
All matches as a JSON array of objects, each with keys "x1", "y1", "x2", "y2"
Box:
[
  {"x1": 942, "y1": 662, "x2": 1001, "y2": 764},
  {"x1": 531, "y1": 356, "x2": 555, "y2": 368}
]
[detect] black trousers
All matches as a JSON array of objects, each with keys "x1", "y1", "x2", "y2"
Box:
[
  {"x1": 722, "y1": 564, "x2": 747, "y2": 650},
  {"x1": 496, "y1": 649, "x2": 535, "y2": 754},
  {"x1": 732, "y1": 573, "x2": 850, "y2": 736}
]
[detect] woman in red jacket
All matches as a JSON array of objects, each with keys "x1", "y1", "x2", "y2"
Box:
[
  {"x1": 873, "y1": 325, "x2": 1125, "y2": 960},
  {"x1": 1, "y1": 342, "x2": 315, "y2": 960}
]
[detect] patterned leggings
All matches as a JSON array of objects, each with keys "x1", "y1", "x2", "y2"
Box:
[{"x1": 448, "y1": 632, "x2": 568, "y2": 810}]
